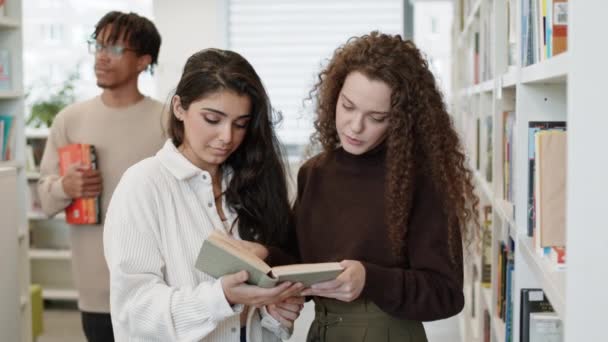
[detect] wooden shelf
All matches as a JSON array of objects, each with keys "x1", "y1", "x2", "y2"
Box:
[
  {"x1": 521, "y1": 52, "x2": 569, "y2": 84},
  {"x1": 519, "y1": 236, "x2": 566, "y2": 318},
  {"x1": 29, "y1": 248, "x2": 72, "y2": 260},
  {"x1": 42, "y1": 288, "x2": 78, "y2": 301}
]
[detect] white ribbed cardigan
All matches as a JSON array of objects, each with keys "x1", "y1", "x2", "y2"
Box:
[{"x1": 104, "y1": 140, "x2": 288, "y2": 342}]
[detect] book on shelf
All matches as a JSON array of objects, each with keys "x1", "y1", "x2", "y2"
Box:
[
  {"x1": 27, "y1": 134, "x2": 48, "y2": 169},
  {"x1": 474, "y1": 30, "x2": 480, "y2": 85},
  {"x1": 0, "y1": 114, "x2": 14, "y2": 160},
  {"x1": 548, "y1": 246, "x2": 566, "y2": 270},
  {"x1": 538, "y1": 0, "x2": 551, "y2": 61},
  {"x1": 533, "y1": 130, "x2": 567, "y2": 255},
  {"x1": 480, "y1": 205, "x2": 492, "y2": 287},
  {"x1": 520, "y1": 288, "x2": 555, "y2": 342},
  {"x1": 0, "y1": 120, "x2": 3, "y2": 160},
  {"x1": 483, "y1": 309, "x2": 491, "y2": 342},
  {"x1": 552, "y1": 0, "x2": 568, "y2": 56},
  {"x1": 58, "y1": 143, "x2": 100, "y2": 224},
  {"x1": 502, "y1": 111, "x2": 516, "y2": 204},
  {"x1": 521, "y1": 0, "x2": 568, "y2": 66},
  {"x1": 196, "y1": 231, "x2": 344, "y2": 288},
  {"x1": 496, "y1": 238, "x2": 514, "y2": 323},
  {"x1": 504, "y1": 244, "x2": 515, "y2": 342},
  {"x1": 530, "y1": 312, "x2": 563, "y2": 342},
  {"x1": 475, "y1": 118, "x2": 481, "y2": 170},
  {"x1": 471, "y1": 264, "x2": 479, "y2": 318},
  {"x1": 480, "y1": 4, "x2": 492, "y2": 82},
  {"x1": 527, "y1": 121, "x2": 566, "y2": 237},
  {"x1": 0, "y1": 48, "x2": 10, "y2": 91},
  {"x1": 25, "y1": 144, "x2": 36, "y2": 172},
  {"x1": 484, "y1": 115, "x2": 493, "y2": 182},
  {"x1": 0, "y1": 0, "x2": 5, "y2": 17},
  {"x1": 507, "y1": 0, "x2": 518, "y2": 66}
]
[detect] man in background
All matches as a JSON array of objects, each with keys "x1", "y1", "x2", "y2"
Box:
[{"x1": 38, "y1": 11, "x2": 164, "y2": 341}]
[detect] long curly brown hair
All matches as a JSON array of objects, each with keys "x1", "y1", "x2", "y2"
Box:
[{"x1": 309, "y1": 32, "x2": 479, "y2": 262}]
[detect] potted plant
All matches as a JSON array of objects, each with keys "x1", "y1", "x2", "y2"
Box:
[{"x1": 26, "y1": 70, "x2": 79, "y2": 128}]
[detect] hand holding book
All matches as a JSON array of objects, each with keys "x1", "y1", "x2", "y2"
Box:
[
  {"x1": 58, "y1": 144, "x2": 101, "y2": 224},
  {"x1": 196, "y1": 231, "x2": 344, "y2": 288},
  {"x1": 267, "y1": 296, "x2": 306, "y2": 329},
  {"x1": 61, "y1": 163, "x2": 103, "y2": 199},
  {"x1": 221, "y1": 270, "x2": 304, "y2": 307},
  {"x1": 300, "y1": 260, "x2": 366, "y2": 302}
]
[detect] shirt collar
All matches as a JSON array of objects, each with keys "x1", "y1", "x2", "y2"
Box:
[{"x1": 157, "y1": 139, "x2": 210, "y2": 181}]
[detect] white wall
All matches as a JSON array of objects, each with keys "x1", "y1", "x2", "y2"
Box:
[{"x1": 153, "y1": 0, "x2": 227, "y2": 102}]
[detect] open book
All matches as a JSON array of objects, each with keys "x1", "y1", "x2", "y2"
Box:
[{"x1": 195, "y1": 231, "x2": 343, "y2": 288}]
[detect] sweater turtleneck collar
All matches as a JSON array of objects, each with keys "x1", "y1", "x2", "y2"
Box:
[{"x1": 334, "y1": 140, "x2": 387, "y2": 167}]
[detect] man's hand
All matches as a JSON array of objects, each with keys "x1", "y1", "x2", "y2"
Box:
[{"x1": 62, "y1": 164, "x2": 103, "y2": 199}]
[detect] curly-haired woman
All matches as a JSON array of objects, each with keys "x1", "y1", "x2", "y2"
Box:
[{"x1": 262, "y1": 31, "x2": 480, "y2": 342}]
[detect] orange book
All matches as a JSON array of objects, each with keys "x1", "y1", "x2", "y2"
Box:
[
  {"x1": 58, "y1": 144, "x2": 100, "y2": 224},
  {"x1": 552, "y1": 0, "x2": 568, "y2": 56}
]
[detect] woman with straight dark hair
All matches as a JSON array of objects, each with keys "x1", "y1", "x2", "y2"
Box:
[{"x1": 104, "y1": 48, "x2": 303, "y2": 342}]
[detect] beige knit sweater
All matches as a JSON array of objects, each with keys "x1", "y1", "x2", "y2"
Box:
[{"x1": 38, "y1": 95, "x2": 166, "y2": 312}]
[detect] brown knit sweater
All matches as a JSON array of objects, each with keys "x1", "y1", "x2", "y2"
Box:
[{"x1": 267, "y1": 144, "x2": 464, "y2": 321}]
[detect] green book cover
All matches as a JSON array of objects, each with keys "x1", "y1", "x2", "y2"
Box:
[{"x1": 195, "y1": 232, "x2": 343, "y2": 288}]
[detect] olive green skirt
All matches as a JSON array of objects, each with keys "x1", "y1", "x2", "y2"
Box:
[{"x1": 306, "y1": 298, "x2": 428, "y2": 342}]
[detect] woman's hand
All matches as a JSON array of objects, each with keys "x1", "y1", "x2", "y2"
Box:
[
  {"x1": 221, "y1": 271, "x2": 304, "y2": 307},
  {"x1": 266, "y1": 296, "x2": 306, "y2": 328},
  {"x1": 300, "y1": 260, "x2": 366, "y2": 302}
]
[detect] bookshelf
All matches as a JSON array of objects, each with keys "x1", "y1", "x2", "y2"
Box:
[
  {"x1": 25, "y1": 127, "x2": 77, "y2": 303},
  {"x1": 0, "y1": 167, "x2": 21, "y2": 342},
  {"x1": 453, "y1": 1, "x2": 608, "y2": 342},
  {"x1": 0, "y1": 1, "x2": 31, "y2": 341}
]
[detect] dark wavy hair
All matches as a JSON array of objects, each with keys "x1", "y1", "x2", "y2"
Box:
[
  {"x1": 168, "y1": 48, "x2": 291, "y2": 246},
  {"x1": 309, "y1": 32, "x2": 479, "y2": 261},
  {"x1": 92, "y1": 11, "x2": 161, "y2": 73}
]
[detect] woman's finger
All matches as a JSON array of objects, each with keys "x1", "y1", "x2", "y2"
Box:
[
  {"x1": 268, "y1": 306, "x2": 294, "y2": 328},
  {"x1": 310, "y1": 279, "x2": 342, "y2": 291},
  {"x1": 275, "y1": 302, "x2": 302, "y2": 313},
  {"x1": 274, "y1": 306, "x2": 300, "y2": 321}
]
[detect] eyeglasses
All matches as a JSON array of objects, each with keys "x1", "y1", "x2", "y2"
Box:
[{"x1": 87, "y1": 40, "x2": 136, "y2": 57}]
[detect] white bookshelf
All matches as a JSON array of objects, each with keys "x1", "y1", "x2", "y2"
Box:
[
  {"x1": 0, "y1": 167, "x2": 22, "y2": 342},
  {"x1": 43, "y1": 289, "x2": 78, "y2": 301},
  {"x1": 0, "y1": 1, "x2": 31, "y2": 341},
  {"x1": 25, "y1": 127, "x2": 76, "y2": 303},
  {"x1": 453, "y1": 1, "x2": 608, "y2": 342},
  {"x1": 29, "y1": 248, "x2": 72, "y2": 260}
]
